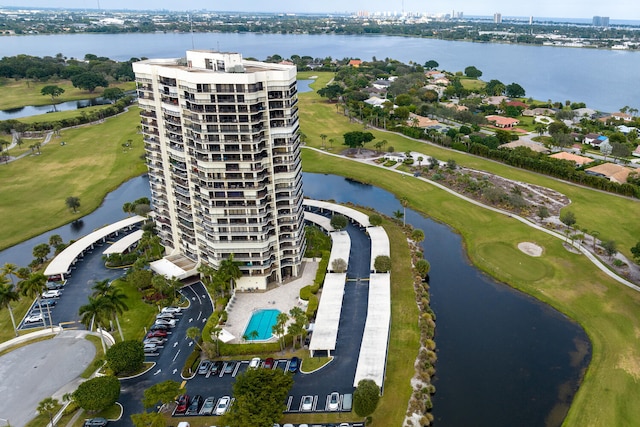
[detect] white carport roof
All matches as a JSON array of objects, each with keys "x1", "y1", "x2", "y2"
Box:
[
  {"x1": 44, "y1": 216, "x2": 145, "y2": 277},
  {"x1": 304, "y1": 211, "x2": 334, "y2": 232},
  {"x1": 309, "y1": 273, "x2": 347, "y2": 354},
  {"x1": 149, "y1": 258, "x2": 187, "y2": 279},
  {"x1": 303, "y1": 199, "x2": 371, "y2": 228},
  {"x1": 102, "y1": 230, "x2": 144, "y2": 255},
  {"x1": 328, "y1": 231, "x2": 350, "y2": 272},
  {"x1": 353, "y1": 273, "x2": 391, "y2": 389},
  {"x1": 368, "y1": 226, "x2": 390, "y2": 272}
]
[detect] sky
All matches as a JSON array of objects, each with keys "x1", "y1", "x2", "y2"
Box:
[{"x1": 2, "y1": 0, "x2": 636, "y2": 19}]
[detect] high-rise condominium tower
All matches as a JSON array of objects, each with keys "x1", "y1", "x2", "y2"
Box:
[{"x1": 133, "y1": 51, "x2": 305, "y2": 289}]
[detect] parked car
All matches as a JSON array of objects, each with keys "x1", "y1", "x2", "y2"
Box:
[
  {"x1": 83, "y1": 418, "x2": 108, "y2": 427},
  {"x1": 41, "y1": 290, "x2": 61, "y2": 299},
  {"x1": 215, "y1": 396, "x2": 230, "y2": 415},
  {"x1": 154, "y1": 318, "x2": 176, "y2": 328},
  {"x1": 288, "y1": 356, "x2": 299, "y2": 373},
  {"x1": 175, "y1": 394, "x2": 189, "y2": 414},
  {"x1": 249, "y1": 357, "x2": 261, "y2": 369},
  {"x1": 223, "y1": 361, "x2": 236, "y2": 374},
  {"x1": 301, "y1": 395, "x2": 313, "y2": 411},
  {"x1": 198, "y1": 360, "x2": 211, "y2": 375},
  {"x1": 210, "y1": 360, "x2": 224, "y2": 375},
  {"x1": 263, "y1": 357, "x2": 274, "y2": 369},
  {"x1": 149, "y1": 324, "x2": 169, "y2": 331},
  {"x1": 156, "y1": 311, "x2": 176, "y2": 320},
  {"x1": 39, "y1": 299, "x2": 57, "y2": 307},
  {"x1": 24, "y1": 314, "x2": 44, "y2": 324},
  {"x1": 146, "y1": 330, "x2": 168, "y2": 339},
  {"x1": 161, "y1": 306, "x2": 183, "y2": 314},
  {"x1": 342, "y1": 393, "x2": 353, "y2": 411},
  {"x1": 200, "y1": 396, "x2": 216, "y2": 415},
  {"x1": 46, "y1": 281, "x2": 64, "y2": 290},
  {"x1": 186, "y1": 395, "x2": 203, "y2": 415},
  {"x1": 328, "y1": 392, "x2": 340, "y2": 411},
  {"x1": 143, "y1": 343, "x2": 159, "y2": 353},
  {"x1": 143, "y1": 337, "x2": 165, "y2": 346}
]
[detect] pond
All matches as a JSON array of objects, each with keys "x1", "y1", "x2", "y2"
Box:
[{"x1": 0, "y1": 97, "x2": 112, "y2": 121}]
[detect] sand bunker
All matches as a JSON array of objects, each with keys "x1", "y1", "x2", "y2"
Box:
[{"x1": 518, "y1": 242, "x2": 543, "y2": 257}]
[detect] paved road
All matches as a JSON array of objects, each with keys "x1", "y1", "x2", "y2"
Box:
[{"x1": 0, "y1": 332, "x2": 95, "y2": 427}]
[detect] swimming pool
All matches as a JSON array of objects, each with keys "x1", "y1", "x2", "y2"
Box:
[{"x1": 243, "y1": 309, "x2": 281, "y2": 341}]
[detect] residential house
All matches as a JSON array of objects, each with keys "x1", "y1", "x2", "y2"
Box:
[
  {"x1": 573, "y1": 107, "x2": 597, "y2": 118},
  {"x1": 383, "y1": 152, "x2": 407, "y2": 163},
  {"x1": 408, "y1": 113, "x2": 440, "y2": 128},
  {"x1": 500, "y1": 140, "x2": 549, "y2": 153},
  {"x1": 617, "y1": 125, "x2": 637, "y2": 134},
  {"x1": 585, "y1": 163, "x2": 634, "y2": 184},
  {"x1": 506, "y1": 100, "x2": 528, "y2": 109},
  {"x1": 485, "y1": 115, "x2": 520, "y2": 128},
  {"x1": 583, "y1": 133, "x2": 609, "y2": 147},
  {"x1": 433, "y1": 77, "x2": 450, "y2": 85},
  {"x1": 633, "y1": 145, "x2": 640, "y2": 158},
  {"x1": 610, "y1": 112, "x2": 633, "y2": 122},
  {"x1": 364, "y1": 96, "x2": 388, "y2": 108},
  {"x1": 522, "y1": 107, "x2": 555, "y2": 117},
  {"x1": 348, "y1": 59, "x2": 362, "y2": 67},
  {"x1": 372, "y1": 79, "x2": 391, "y2": 91},
  {"x1": 549, "y1": 152, "x2": 594, "y2": 166},
  {"x1": 442, "y1": 102, "x2": 469, "y2": 112},
  {"x1": 483, "y1": 96, "x2": 508, "y2": 105}
]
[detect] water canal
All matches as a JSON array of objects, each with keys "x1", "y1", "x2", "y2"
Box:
[{"x1": 0, "y1": 172, "x2": 590, "y2": 427}]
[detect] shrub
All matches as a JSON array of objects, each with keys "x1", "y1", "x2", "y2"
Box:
[
  {"x1": 73, "y1": 375, "x2": 120, "y2": 412},
  {"x1": 330, "y1": 214, "x2": 348, "y2": 230},
  {"x1": 299, "y1": 285, "x2": 312, "y2": 301},
  {"x1": 306, "y1": 294, "x2": 319, "y2": 319},
  {"x1": 374, "y1": 255, "x2": 392, "y2": 272},
  {"x1": 354, "y1": 379, "x2": 380, "y2": 417},
  {"x1": 106, "y1": 340, "x2": 145, "y2": 375},
  {"x1": 369, "y1": 213, "x2": 383, "y2": 226},
  {"x1": 331, "y1": 258, "x2": 347, "y2": 273}
]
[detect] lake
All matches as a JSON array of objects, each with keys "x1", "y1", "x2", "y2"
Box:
[
  {"x1": 2, "y1": 32, "x2": 639, "y2": 112},
  {"x1": 0, "y1": 97, "x2": 110, "y2": 121}
]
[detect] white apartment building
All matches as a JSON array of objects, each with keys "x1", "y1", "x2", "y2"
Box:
[{"x1": 133, "y1": 50, "x2": 306, "y2": 289}]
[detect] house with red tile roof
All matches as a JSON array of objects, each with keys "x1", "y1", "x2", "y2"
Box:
[
  {"x1": 507, "y1": 100, "x2": 528, "y2": 108},
  {"x1": 486, "y1": 115, "x2": 520, "y2": 128},
  {"x1": 549, "y1": 152, "x2": 594, "y2": 166},
  {"x1": 348, "y1": 59, "x2": 362, "y2": 67}
]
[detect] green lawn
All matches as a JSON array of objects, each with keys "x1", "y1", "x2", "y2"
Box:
[
  {"x1": 0, "y1": 106, "x2": 146, "y2": 251},
  {"x1": 298, "y1": 81, "x2": 640, "y2": 426},
  {"x1": 0, "y1": 78, "x2": 136, "y2": 110}
]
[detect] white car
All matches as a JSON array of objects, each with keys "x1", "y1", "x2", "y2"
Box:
[
  {"x1": 154, "y1": 318, "x2": 176, "y2": 328},
  {"x1": 24, "y1": 314, "x2": 44, "y2": 324},
  {"x1": 328, "y1": 392, "x2": 340, "y2": 411},
  {"x1": 161, "y1": 306, "x2": 183, "y2": 314},
  {"x1": 143, "y1": 337, "x2": 165, "y2": 345},
  {"x1": 249, "y1": 357, "x2": 261, "y2": 369},
  {"x1": 301, "y1": 395, "x2": 313, "y2": 411},
  {"x1": 215, "y1": 396, "x2": 230, "y2": 415},
  {"x1": 143, "y1": 343, "x2": 159, "y2": 353},
  {"x1": 41, "y1": 290, "x2": 61, "y2": 299}
]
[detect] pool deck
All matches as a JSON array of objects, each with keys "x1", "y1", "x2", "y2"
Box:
[{"x1": 223, "y1": 260, "x2": 319, "y2": 343}]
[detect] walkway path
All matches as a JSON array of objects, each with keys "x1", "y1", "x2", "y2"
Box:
[{"x1": 303, "y1": 146, "x2": 640, "y2": 292}]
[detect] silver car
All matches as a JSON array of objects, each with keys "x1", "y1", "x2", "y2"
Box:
[{"x1": 200, "y1": 396, "x2": 216, "y2": 415}]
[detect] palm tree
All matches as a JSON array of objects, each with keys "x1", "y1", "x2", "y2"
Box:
[
  {"x1": 400, "y1": 197, "x2": 409, "y2": 227},
  {"x1": 37, "y1": 397, "x2": 58, "y2": 427},
  {"x1": 0, "y1": 276, "x2": 20, "y2": 336},
  {"x1": 393, "y1": 210, "x2": 404, "y2": 223},
  {"x1": 210, "y1": 324, "x2": 222, "y2": 356},
  {"x1": 92, "y1": 279, "x2": 111, "y2": 297},
  {"x1": 219, "y1": 254, "x2": 242, "y2": 295},
  {"x1": 102, "y1": 287, "x2": 129, "y2": 341},
  {"x1": 79, "y1": 296, "x2": 112, "y2": 352},
  {"x1": 319, "y1": 133, "x2": 327, "y2": 149},
  {"x1": 19, "y1": 272, "x2": 47, "y2": 327},
  {"x1": 328, "y1": 138, "x2": 335, "y2": 150},
  {"x1": 2, "y1": 263, "x2": 18, "y2": 286},
  {"x1": 186, "y1": 326, "x2": 204, "y2": 351},
  {"x1": 48, "y1": 234, "x2": 63, "y2": 251}
]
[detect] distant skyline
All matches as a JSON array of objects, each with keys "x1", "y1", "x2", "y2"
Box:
[{"x1": 2, "y1": 0, "x2": 636, "y2": 20}]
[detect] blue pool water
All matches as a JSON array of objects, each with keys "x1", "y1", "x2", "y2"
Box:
[{"x1": 244, "y1": 309, "x2": 280, "y2": 341}]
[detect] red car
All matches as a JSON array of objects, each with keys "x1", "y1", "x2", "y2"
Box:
[
  {"x1": 263, "y1": 357, "x2": 275, "y2": 369},
  {"x1": 175, "y1": 394, "x2": 189, "y2": 414},
  {"x1": 147, "y1": 330, "x2": 168, "y2": 339}
]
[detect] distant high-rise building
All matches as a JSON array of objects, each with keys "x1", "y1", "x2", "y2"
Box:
[
  {"x1": 529, "y1": 16, "x2": 533, "y2": 25},
  {"x1": 133, "y1": 50, "x2": 306, "y2": 289},
  {"x1": 593, "y1": 16, "x2": 610, "y2": 27},
  {"x1": 494, "y1": 12, "x2": 502, "y2": 24}
]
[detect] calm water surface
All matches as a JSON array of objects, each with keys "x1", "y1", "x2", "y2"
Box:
[
  {"x1": 0, "y1": 97, "x2": 110, "y2": 121},
  {"x1": 303, "y1": 173, "x2": 590, "y2": 427},
  {"x1": 3, "y1": 32, "x2": 639, "y2": 112}
]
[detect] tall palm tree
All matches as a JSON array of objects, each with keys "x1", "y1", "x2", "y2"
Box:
[
  {"x1": 319, "y1": 133, "x2": 327, "y2": 149},
  {"x1": 219, "y1": 254, "x2": 241, "y2": 295},
  {"x1": 79, "y1": 296, "x2": 112, "y2": 352},
  {"x1": 400, "y1": 197, "x2": 409, "y2": 227},
  {"x1": 102, "y1": 287, "x2": 129, "y2": 341},
  {"x1": 19, "y1": 272, "x2": 47, "y2": 327},
  {"x1": 91, "y1": 279, "x2": 111, "y2": 297},
  {"x1": 0, "y1": 276, "x2": 20, "y2": 336},
  {"x1": 2, "y1": 263, "x2": 18, "y2": 286}
]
